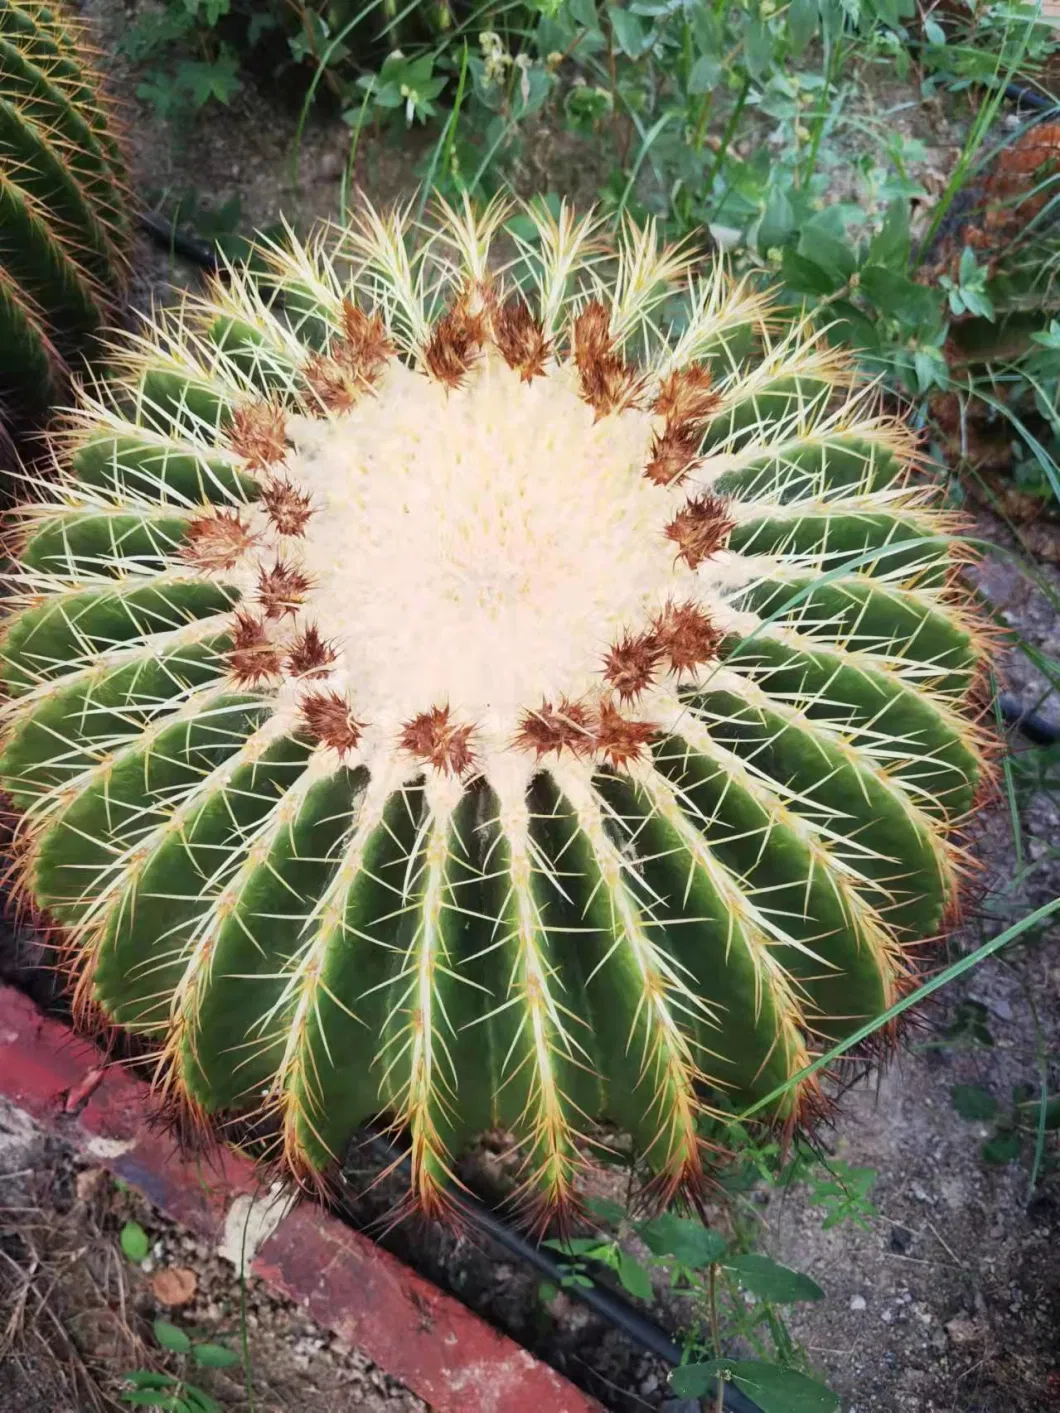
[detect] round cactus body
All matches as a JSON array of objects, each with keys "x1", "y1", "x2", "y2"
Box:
[
  {"x1": 0, "y1": 0, "x2": 129, "y2": 422},
  {"x1": 0, "y1": 198, "x2": 991, "y2": 1217}
]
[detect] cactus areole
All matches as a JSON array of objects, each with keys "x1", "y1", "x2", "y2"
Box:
[{"x1": 0, "y1": 199, "x2": 991, "y2": 1218}]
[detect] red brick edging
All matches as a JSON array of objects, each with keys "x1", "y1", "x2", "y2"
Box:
[{"x1": 0, "y1": 984, "x2": 602, "y2": 1413}]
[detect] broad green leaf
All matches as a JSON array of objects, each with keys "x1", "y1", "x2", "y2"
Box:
[
  {"x1": 1016, "y1": 1093, "x2": 1060, "y2": 1131},
  {"x1": 672, "y1": 1359, "x2": 839, "y2": 1411},
  {"x1": 788, "y1": 0, "x2": 817, "y2": 50},
  {"x1": 544, "y1": 1236, "x2": 607, "y2": 1257},
  {"x1": 617, "y1": 1249, "x2": 654, "y2": 1302},
  {"x1": 636, "y1": 1212, "x2": 726, "y2": 1267},
  {"x1": 858, "y1": 265, "x2": 939, "y2": 329},
  {"x1": 981, "y1": 1131, "x2": 1022, "y2": 1164},
  {"x1": 742, "y1": 16, "x2": 774, "y2": 81},
  {"x1": 797, "y1": 226, "x2": 857, "y2": 281},
  {"x1": 724, "y1": 1253, "x2": 824, "y2": 1303},
  {"x1": 191, "y1": 1343, "x2": 241, "y2": 1369},
  {"x1": 585, "y1": 1195, "x2": 627, "y2": 1224},
  {"x1": 867, "y1": 200, "x2": 910, "y2": 269},
  {"x1": 823, "y1": 299, "x2": 880, "y2": 352},
  {"x1": 758, "y1": 189, "x2": 796, "y2": 252},
  {"x1": 181, "y1": 1389, "x2": 224, "y2": 1413},
  {"x1": 781, "y1": 249, "x2": 841, "y2": 297},
  {"x1": 950, "y1": 1083, "x2": 998, "y2": 1122},
  {"x1": 124, "y1": 1373, "x2": 180, "y2": 1391},
  {"x1": 153, "y1": 1319, "x2": 192, "y2": 1355},
  {"x1": 688, "y1": 54, "x2": 722, "y2": 94},
  {"x1": 607, "y1": 6, "x2": 651, "y2": 57},
  {"x1": 120, "y1": 1222, "x2": 150, "y2": 1263},
  {"x1": 669, "y1": 1363, "x2": 718, "y2": 1398}
]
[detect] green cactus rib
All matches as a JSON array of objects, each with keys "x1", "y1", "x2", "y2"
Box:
[
  {"x1": 0, "y1": 199, "x2": 992, "y2": 1217},
  {"x1": 0, "y1": 0, "x2": 127, "y2": 418}
]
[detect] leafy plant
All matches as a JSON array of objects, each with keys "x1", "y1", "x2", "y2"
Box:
[
  {"x1": 547, "y1": 1205, "x2": 836, "y2": 1409},
  {"x1": 951, "y1": 1080, "x2": 1060, "y2": 1166},
  {"x1": 118, "y1": 0, "x2": 501, "y2": 119},
  {"x1": 0, "y1": 198, "x2": 990, "y2": 1218},
  {"x1": 0, "y1": 0, "x2": 130, "y2": 425},
  {"x1": 121, "y1": 1320, "x2": 240, "y2": 1412}
]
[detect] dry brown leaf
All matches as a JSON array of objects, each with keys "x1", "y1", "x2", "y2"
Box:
[
  {"x1": 74, "y1": 1168, "x2": 107, "y2": 1204},
  {"x1": 151, "y1": 1267, "x2": 198, "y2": 1307}
]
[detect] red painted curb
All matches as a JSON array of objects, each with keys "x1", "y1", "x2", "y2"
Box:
[{"x1": 0, "y1": 984, "x2": 603, "y2": 1413}]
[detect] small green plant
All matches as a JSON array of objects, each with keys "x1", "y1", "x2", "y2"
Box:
[
  {"x1": 119, "y1": 0, "x2": 496, "y2": 120},
  {"x1": 121, "y1": 1320, "x2": 240, "y2": 1413},
  {"x1": 951, "y1": 1081, "x2": 1060, "y2": 1166},
  {"x1": 0, "y1": 0, "x2": 129, "y2": 424},
  {"x1": 545, "y1": 1203, "x2": 838, "y2": 1410},
  {"x1": 782, "y1": 1151, "x2": 880, "y2": 1232}
]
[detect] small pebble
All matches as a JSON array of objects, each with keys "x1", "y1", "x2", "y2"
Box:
[{"x1": 850, "y1": 1294, "x2": 867, "y2": 1311}]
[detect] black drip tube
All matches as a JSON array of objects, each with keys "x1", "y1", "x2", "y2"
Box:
[
  {"x1": 1003, "y1": 81, "x2": 1055, "y2": 112},
  {"x1": 137, "y1": 210, "x2": 220, "y2": 272},
  {"x1": 360, "y1": 1135, "x2": 765, "y2": 1413},
  {"x1": 999, "y1": 693, "x2": 1060, "y2": 746}
]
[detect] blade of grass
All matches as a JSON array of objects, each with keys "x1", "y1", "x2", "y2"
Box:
[
  {"x1": 992, "y1": 671, "x2": 1025, "y2": 880},
  {"x1": 914, "y1": 12, "x2": 1038, "y2": 265},
  {"x1": 416, "y1": 40, "x2": 470, "y2": 222},
  {"x1": 737, "y1": 894, "x2": 1060, "y2": 1121}
]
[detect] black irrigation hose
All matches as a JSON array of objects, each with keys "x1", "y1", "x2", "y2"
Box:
[
  {"x1": 362, "y1": 1135, "x2": 765, "y2": 1413},
  {"x1": 999, "y1": 692, "x2": 1060, "y2": 746},
  {"x1": 137, "y1": 210, "x2": 220, "y2": 272},
  {"x1": 1003, "y1": 81, "x2": 1056, "y2": 113}
]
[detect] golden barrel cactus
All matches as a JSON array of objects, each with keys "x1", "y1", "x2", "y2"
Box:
[{"x1": 0, "y1": 198, "x2": 992, "y2": 1218}]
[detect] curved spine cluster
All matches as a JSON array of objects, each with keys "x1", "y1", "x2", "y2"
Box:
[{"x1": 0, "y1": 196, "x2": 994, "y2": 1221}]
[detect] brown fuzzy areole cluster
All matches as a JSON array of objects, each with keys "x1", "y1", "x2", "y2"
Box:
[
  {"x1": 227, "y1": 610, "x2": 283, "y2": 685},
  {"x1": 653, "y1": 364, "x2": 718, "y2": 424},
  {"x1": 653, "y1": 600, "x2": 722, "y2": 676},
  {"x1": 180, "y1": 510, "x2": 257, "y2": 571},
  {"x1": 573, "y1": 301, "x2": 644, "y2": 419},
  {"x1": 399, "y1": 706, "x2": 476, "y2": 775},
  {"x1": 424, "y1": 294, "x2": 487, "y2": 390},
  {"x1": 304, "y1": 299, "x2": 394, "y2": 411},
  {"x1": 603, "y1": 631, "x2": 663, "y2": 704},
  {"x1": 228, "y1": 401, "x2": 288, "y2": 471},
  {"x1": 644, "y1": 423, "x2": 702, "y2": 488},
  {"x1": 513, "y1": 698, "x2": 596, "y2": 759},
  {"x1": 259, "y1": 476, "x2": 314, "y2": 537},
  {"x1": 513, "y1": 697, "x2": 659, "y2": 767},
  {"x1": 300, "y1": 689, "x2": 364, "y2": 756},
  {"x1": 286, "y1": 623, "x2": 336, "y2": 679},
  {"x1": 256, "y1": 559, "x2": 311, "y2": 619},
  {"x1": 644, "y1": 363, "x2": 719, "y2": 486},
  {"x1": 665, "y1": 494, "x2": 734, "y2": 570},
  {"x1": 594, "y1": 702, "x2": 659, "y2": 768},
  {"x1": 492, "y1": 296, "x2": 550, "y2": 381}
]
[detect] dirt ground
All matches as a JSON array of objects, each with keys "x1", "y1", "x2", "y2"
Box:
[
  {"x1": 0, "y1": 1101, "x2": 425, "y2": 1412},
  {"x1": 1, "y1": 6, "x2": 1057, "y2": 1411}
]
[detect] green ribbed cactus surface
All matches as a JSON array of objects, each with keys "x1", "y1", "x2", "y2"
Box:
[
  {"x1": 0, "y1": 197, "x2": 992, "y2": 1218},
  {"x1": 0, "y1": 0, "x2": 129, "y2": 421}
]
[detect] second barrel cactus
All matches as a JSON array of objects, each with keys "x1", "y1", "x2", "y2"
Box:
[{"x1": 0, "y1": 0, "x2": 129, "y2": 424}]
